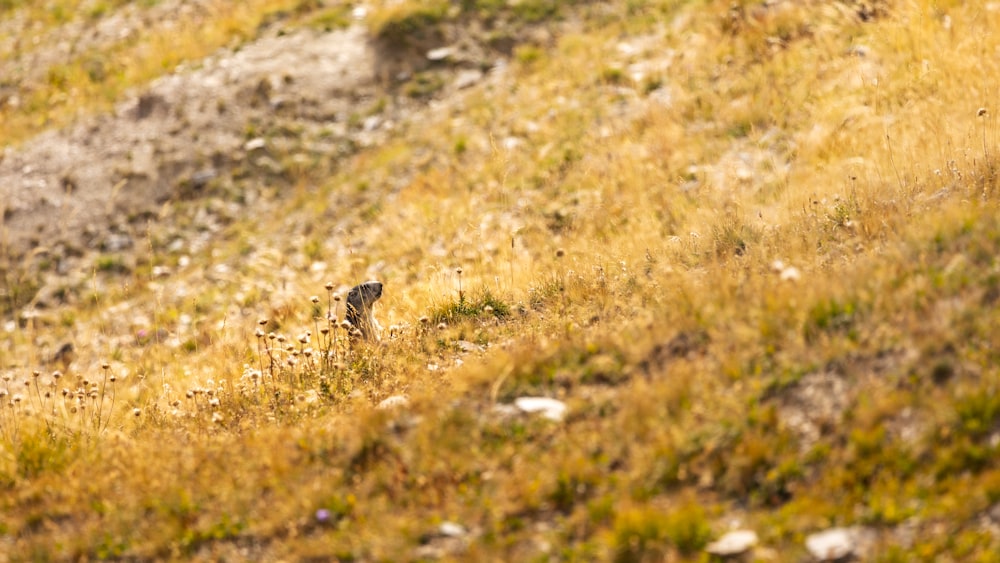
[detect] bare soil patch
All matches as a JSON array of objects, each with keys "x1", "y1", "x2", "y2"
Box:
[{"x1": 1, "y1": 24, "x2": 377, "y2": 263}]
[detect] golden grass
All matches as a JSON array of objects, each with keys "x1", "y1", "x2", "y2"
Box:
[{"x1": 2, "y1": 0, "x2": 1000, "y2": 560}]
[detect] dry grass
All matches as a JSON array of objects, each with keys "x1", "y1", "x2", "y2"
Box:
[{"x1": 3, "y1": 0, "x2": 1000, "y2": 560}]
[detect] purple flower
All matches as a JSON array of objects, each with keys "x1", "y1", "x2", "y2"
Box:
[{"x1": 315, "y1": 509, "x2": 332, "y2": 523}]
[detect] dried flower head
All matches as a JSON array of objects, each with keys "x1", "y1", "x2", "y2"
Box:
[
  {"x1": 556, "y1": 248, "x2": 566, "y2": 258},
  {"x1": 456, "y1": 267, "x2": 463, "y2": 275},
  {"x1": 52, "y1": 370, "x2": 62, "y2": 379},
  {"x1": 255, "y1": 327, "x2": 265, "y2": 337},
  {"x1": 258, "y1": 318, "x2": 269, "y2": 326},
  {"x1": 419, "y1": 315, "x2": 430, "y2": 324},
  {"x1": 325, "y1": 282, "x2": 334, "y2": 291},
  {"x1": 133, "y1": 408, "x2": 142, "y2": 417},
  {"x1": 310, "y1": 295, "x2": 320, "y2": 304},
  {"x1": 102, "y1": 362, "x2": 110, "y2": 370},
  {"x1": 333, "y1": 293, "x2": 342, "y2": 302},
  {"x1": 437, "y1": 322, "x2": 447, "y2": 330},
  {"x1": 978, "y1": 107, "x2": 988, "y2": 117}
]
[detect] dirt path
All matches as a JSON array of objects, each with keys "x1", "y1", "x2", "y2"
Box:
[{"x1": 0, "y1": 23, "x2": 379, "y2": 264}]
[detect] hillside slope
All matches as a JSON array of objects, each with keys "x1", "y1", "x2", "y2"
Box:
[{"x1": 2, "y1": 0, "x2": 999, "y2": 560}]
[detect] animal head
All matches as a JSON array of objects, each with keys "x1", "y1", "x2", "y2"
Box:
[{"x1": 345, "y1": 280, "x2": 383, "y2": 340}]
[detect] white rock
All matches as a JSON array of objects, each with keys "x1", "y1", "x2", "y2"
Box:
[
  {"x1": 455, "y1": 340, "x2": 484, "y2": 353},
  {"x1": 805, "y1": 527, "x2": 854, "y2": 561},
  {"x1": 454, "y1": 69, "x2": 483, "y2": 89},
  {"x1": 514, "y1": 396, "x2": 567, "y2": 421},
  {"x1": 439, "y1": 521, "x2": 466, "y2": 537},
  {"x1": 705, "y1": 530, "x2": 759, "y2": 556},
  {"x1": 243, "y1": 137, "x2": 266, "y2": 151},
  {"x1": 376, "y1": 395, "x2": 409, "y2": 410},
  {"x1": 780, "y1": 266, "x2": 801, "y2": 281},
  {"x1": 427, "y1": 46, "x2": 454, "y2": 61}
]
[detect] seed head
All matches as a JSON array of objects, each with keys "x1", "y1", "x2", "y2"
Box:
[
  {"x1": 325, "y1": 282, "x2": 335, "y2": 291},
  {"x1": 310, "y1": 295, "x2": 320, "y2": 304},
  {"x1": 102, "y1": 362, "x2": 110, "y2": 370},
  {"x1": 133, "y1": 408, "x2": 141, "y2": 417},
  {"x1": 333, "y1": 293, "x2": 342, "y2": 302},
  {"x1": 437, "y1": 322, "x2": 447, "y2": 330},
  {"x1": 978, "y1": 107, "x2": 988, "y2": 117},
  {"x1": 258, "y1": 318, "x2": 269, "y2": 326},
  {"x1": 419, "y1": 315, "x2": 430, "y2": 324},
  {"x1": 52, "y1": 371, "x2": 62, "y2": 379},
  {"x1": 255, "y1": 327, "x2": 265, "y2": 337}
]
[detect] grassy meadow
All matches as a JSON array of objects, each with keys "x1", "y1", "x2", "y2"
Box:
[{"x1": 2, "y1": 0, "x2": 1000, "y2": 560}]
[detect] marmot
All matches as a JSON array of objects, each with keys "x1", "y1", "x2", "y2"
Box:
[{"x1": 345, "y1": 280, "x2": 383, "y2": 341}]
